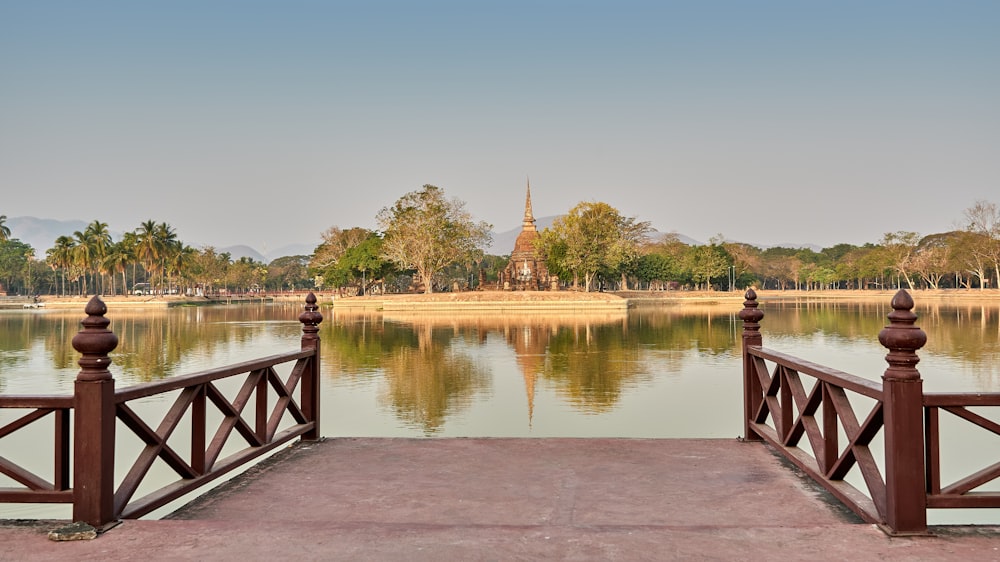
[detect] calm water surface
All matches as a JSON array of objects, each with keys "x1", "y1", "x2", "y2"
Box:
[{"x1": 2, "y1": 298, "x2": 999, "y2": 522}]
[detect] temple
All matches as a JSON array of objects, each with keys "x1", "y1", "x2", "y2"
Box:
[{"x1": 502, "y1": 181, "x2": 551, "y2": 291}]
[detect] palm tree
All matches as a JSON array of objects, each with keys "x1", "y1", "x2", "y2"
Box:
[
  {"x1": 166, "y1": 244, "x2": 196, "y2": 294},
  {"x1": 136, "y1": 220, "x2": 161, "y2": 291},
  {"x1": 71, "y1": 230, "x2": 94, "y2": 294},
  {"x1": 103, "y1": 241, "x2": 133, "y2": 296},
  {"x1": 118, "y1": 231, "x2": 140, "y2": 295},
  {"x1": 0, "y1": 215, "x2": 10, "y2": 241},
  {"x1": 85, "y1": 220, "x2": 113, "y2": 294},
  {"x1": 154, "y1": 222, "x2": 179, "y2": 292},
  {"x1": 46, "y1": 235, "x2": 76, "y2": 296}
]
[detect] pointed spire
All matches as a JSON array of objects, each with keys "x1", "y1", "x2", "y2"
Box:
[{"x1": 522, "y1": 177, "x2": 537, "y2": 232}]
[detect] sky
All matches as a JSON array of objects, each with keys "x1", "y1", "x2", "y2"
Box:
[{"x1": 2, "y1": 1, "x2": 998, "y2": 253}]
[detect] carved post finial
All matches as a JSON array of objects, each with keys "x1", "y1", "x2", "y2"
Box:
[
  {"x1": 739, "y1": 288, "x2": 764, "y2": 335},
  {"x1": 72, "y1": 296, "x2": 118, "y2": 382},
  {"x1": 878, "y1": 289, "x2": 926, "y2": 381},
  {"x1": 299, "y1": 292, "x2": 323, "y2": 345}
]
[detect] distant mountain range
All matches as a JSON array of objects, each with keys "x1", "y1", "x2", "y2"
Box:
[
  {"x1": 5, "y1": 215, "x2": 820, "y2": 262},
  {"x1": 486, "y1": 216, "x2": 703, "y2": 253},
  {"x1": 3, "y1": 216, "x2": 314, "y2": 263},
  {"x1": 486, "y1": 215, "x2": 820, "y2": 253}
]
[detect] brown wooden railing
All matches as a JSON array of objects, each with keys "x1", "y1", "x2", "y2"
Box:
[
  {"x1": 0, "y1": 293, "x2": 322, "y2": 527},
  {"x1": 924, "y1": 392, "x2": 1000, "y2": 509},
  {"x1": 741, "y1": 288, "x2": 1000, "y2": 535},
  {"x1": 0, "y1": 396, "x2": 73, "y2": 504}
]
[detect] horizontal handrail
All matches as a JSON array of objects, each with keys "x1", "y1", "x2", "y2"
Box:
[
  {"x1": 748, "y1": 346, "x2": 883, "y2": 399},
  {"x1": 924, "y1": 393, "x2": 1000, "y2": 407},
  {"x1": 0, "y1": 395, "x2": 74, "y2": 408},
  {"x1": 114, "y1": 349, "x2": 314, "y2": 402}
]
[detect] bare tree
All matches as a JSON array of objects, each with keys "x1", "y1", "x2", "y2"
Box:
[{"x1": 963, "y1": 200, "x2": 1000, "y2": 289}]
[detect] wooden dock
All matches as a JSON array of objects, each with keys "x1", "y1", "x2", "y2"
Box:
[{"x1": 2, "y1": 438, "x2": 998, "y2": 560}]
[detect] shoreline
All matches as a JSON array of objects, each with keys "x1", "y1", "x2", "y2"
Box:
[{"x1": 14, "y1": 288, "x2": 1000, "y2": 311}]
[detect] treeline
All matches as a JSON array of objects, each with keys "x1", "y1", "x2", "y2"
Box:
[
  {"x1": 2, "y1": 195, "x2": 998, "y2": 297},
  {"x1": 309, "y1": 191, "x2": 1000, "y2": 294}
]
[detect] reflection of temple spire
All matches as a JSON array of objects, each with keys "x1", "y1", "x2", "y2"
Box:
[
  {"x1": 523, "y1": 178, "x2": 536, "y2": 232},
  {"x1": 524, "y1": 366, "x2": 535, "y2": 428}
]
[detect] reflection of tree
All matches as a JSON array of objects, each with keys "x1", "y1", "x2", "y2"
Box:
[
  {"x1": 379, "y1": 323, "x2": 490, "y2": 435},
  {"x1": 321, "y1": 310, "x2": 417, "y2": 381},
  {"x1": 758, "y1": 300, "x2": 1000, "y2": 387},
  {"x1": 33, "y1": 304, "x2": 302, "y2": 383},
  {"x1": 543, "y1": 321, "x2": 648, "y2": 413}
]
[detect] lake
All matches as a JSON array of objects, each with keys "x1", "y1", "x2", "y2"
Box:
[{"x1": 2, "y1": 296, "x2": 999, "y2": 522}]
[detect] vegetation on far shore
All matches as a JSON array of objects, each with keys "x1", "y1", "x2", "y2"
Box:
[{"x1": 2, "y1": 194, "x2": 999, "y2": 299}]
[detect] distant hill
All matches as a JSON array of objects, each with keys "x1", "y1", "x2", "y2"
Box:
[
  {"x1": 488, "y1": 215, "x2": 559, "y2": 254},
  {"x1": 217, "y1": 243, "x2": 315, "y2": 263},
  {"x1": 4, "y1": 216, "x2": 314, "y2": 263},
  {"x1": 487, "y1": 217, "x2": 823, "y2": 255},
  {"x1": 4, "y1": 216, "x2": 94, "y2": 253},
  {"x1": 488, "y1": 216, "x2": 703, "y2": 255},
  {"x1": 8, "y1": 215, "x2": 822, "y2": 261}
]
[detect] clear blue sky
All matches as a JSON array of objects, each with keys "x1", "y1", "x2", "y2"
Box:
[{"x1": 2, "y1": 1, "x2": 998, "y2": 252}]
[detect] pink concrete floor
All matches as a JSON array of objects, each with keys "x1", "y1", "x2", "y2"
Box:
[{"x1": 2, "y1": 438, "x2": 999, "y2": 561}]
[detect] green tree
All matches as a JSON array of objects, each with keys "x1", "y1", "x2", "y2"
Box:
[
  {"x1": 0, "y1": 239, "x2": 33, "y2": 294},
  {"x1": 377, "y1": 185, "x2": 492, "y2": 294},
  {"x1": 266, "y1": 255, "x2": 312, "y2": 291},
  {"x1": 634, "y1": 253, "x2": 676, "y2": 290},
  {"x1": 84, "y1": 220, "x2": 113, "y2": 294},
  {"x1": 46, "y1": 235, "x2": 76, "y2": 296},
  {"x1": 684, "y1": 242, "x2": 730, "y2": 290},
  {"x1": 536, "y1": 201, "x2": 649, "y2": 292},
  {"x1": 103, "y1": 240, "x2": 134, "y2": 296},
  {"x1": 0, "y1": 215, "x2": 10, "y2": 241}
]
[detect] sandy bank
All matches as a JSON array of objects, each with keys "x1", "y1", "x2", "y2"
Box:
[{"x1": 24, "y1": 288, "x2": 1000, "y2": 312}]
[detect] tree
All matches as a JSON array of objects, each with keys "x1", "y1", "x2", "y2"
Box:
[
  {"x1": 536, "y1": 201, "x2": 649, "y2": 292},
  {"x1": 85, "y1": 220, "x2": 113, "y2": 294},
  {"x1": 377, "y1": 185, "x2": 492, "y2": 294},
  {"x1": 0, "y1": 215, "x2": 10, "y2": 242},
  {"x1": 684, "y1": 243, "x2": 730, "y2": 290},
  {"x1": 309, "y1": 227, "x2": 387, "y2": 294},
  {"x1": 880, "y1": 231, "x2": 921, "y2": 290},
  {"x1": 634, "y1": 253, "x2": 676, "y2": 290},
  {"x1": 46, "y1": 235, "x2": 76, "y2": 296},
  {"x1": 266, "y1": 255, "x2": 312, "y2": 291},
  {"x1": 963, "y1": 200, "x2": 1000, "y2": 289},
  {"x1": 0, "y1": 239, "x2": 33, "y2": 294}
]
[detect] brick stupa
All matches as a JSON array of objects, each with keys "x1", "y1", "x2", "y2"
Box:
[{"x1": 502, "y1": 181, "x2": 550, "y2": 290}]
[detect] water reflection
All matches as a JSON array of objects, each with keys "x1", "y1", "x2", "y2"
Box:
[
  {"x1": 756, "y1": 299, "x2": 1000, "y2": 390},
  {"x1": 1, "y1": 300, "x2": 999, "y2": 432}
]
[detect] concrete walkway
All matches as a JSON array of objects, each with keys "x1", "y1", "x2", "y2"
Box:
[{"x1": 2, "y1": 438, "x2": 999, "y2": 561}]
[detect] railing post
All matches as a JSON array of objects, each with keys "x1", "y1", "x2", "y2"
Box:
[
  {"x1": 71, "y1": 296, "x2": 119, "y2": 527},
  {"x1": 878, "y1": 289, "x2": 927, "y2": 535},
  {"x1": 739, "y1": 288, "x2": 764, "y2": 441},
  {"x1": 299, "y1": 292, "x2": 323, "y2": 441}
]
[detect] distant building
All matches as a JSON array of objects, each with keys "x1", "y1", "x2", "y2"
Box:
[{"x1": 501, "y1": 182, "x2": 551, "y2": 290}]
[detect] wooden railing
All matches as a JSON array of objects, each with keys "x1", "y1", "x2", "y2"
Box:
[
  {"x1": 924, "y1": 393, "x2": 1000, "y2": 509},
  {"x1": 741, "y1": 288, "x2": 1000, "y2": 535},
  {"x1": 0, "y1": 396, "x2": 73, "y2": 504},
  {"x1": 0, "y1": 293, "x2": 322, "y2": 527}
]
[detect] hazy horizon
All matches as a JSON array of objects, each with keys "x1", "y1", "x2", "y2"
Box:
[{"x1": 3, "y1": 1, "x2": 998, "y2": 252}]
